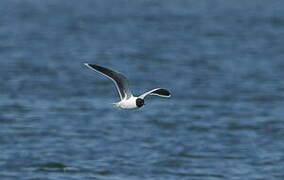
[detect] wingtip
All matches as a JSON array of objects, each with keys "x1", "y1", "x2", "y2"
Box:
[
  {"x1": 162, "y1": 94, "x2": 171, "y2": 98},
  {"x1": 84, "y1": 63, "x2": 92, "y2": 69}
]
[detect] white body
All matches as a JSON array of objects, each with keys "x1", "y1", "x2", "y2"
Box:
[{"x1": 113, "y1": 96, "x2": 138, "y2": 109}]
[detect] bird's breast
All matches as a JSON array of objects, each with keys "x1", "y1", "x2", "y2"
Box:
[{"x1": 118, "y1": 97, "x2": 138, "y2": 109}]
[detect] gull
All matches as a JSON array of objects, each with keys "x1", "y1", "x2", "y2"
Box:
[{"x1": 84, "y1": 63, "x2": 171, "y2": 109}]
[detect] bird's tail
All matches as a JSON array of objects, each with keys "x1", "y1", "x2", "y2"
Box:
[{"x1": 112, "y1": 102, "x2": 120, "y2": 109}]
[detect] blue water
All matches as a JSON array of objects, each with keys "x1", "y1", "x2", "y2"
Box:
[{"x1": 1, "y1": 0, "x2": 284, "y2": 179}]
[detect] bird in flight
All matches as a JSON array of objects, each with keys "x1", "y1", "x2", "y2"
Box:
[{"x1": 84, "y1": 63, "x2": 171, "y2": 109}]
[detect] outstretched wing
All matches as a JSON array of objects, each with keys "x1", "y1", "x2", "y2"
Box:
[
  {"x1": 139, "y1": 88, "x2": 171, "y2": 99},
  {"x1": 84, "y1": 63, "x2": 132, "y2": 100}
]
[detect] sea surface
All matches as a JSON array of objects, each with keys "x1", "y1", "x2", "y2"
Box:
[{"x1": 1, "y1": 0, "x2": 284, "y2": 179}]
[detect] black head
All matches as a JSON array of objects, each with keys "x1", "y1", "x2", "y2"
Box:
[{"x1": 136, "y1": 98, "x2": 144, "y2": 108}]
